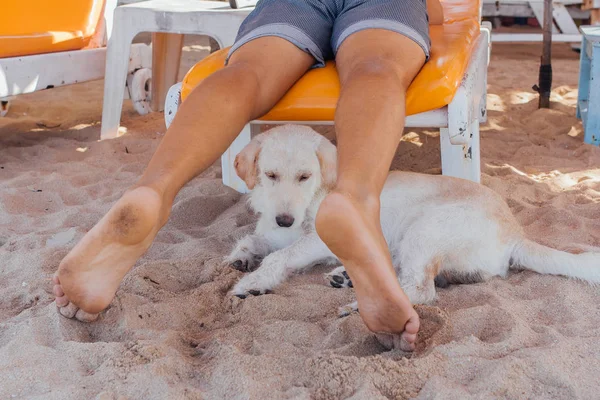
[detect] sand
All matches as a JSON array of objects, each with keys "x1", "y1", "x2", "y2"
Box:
[{"x1": 1, "y1": 36, "x2": 599, "y2": 399}]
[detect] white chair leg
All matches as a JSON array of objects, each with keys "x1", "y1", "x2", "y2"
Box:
[
  {"x1": 470, "y1": 121, "x2": 481, "y2": 182},
  {"x1": 440, "y1": 122, "x2": 481, "y2": 183},
  {"x1": 221, "y1": 124, "x2": 252, "y2": 193},
  {"x1": 100, "y1": 10, "x2": 135, "y2": 140},
  {"x1": 442, "y1": 31, "x2": 486, "y2": 183}
]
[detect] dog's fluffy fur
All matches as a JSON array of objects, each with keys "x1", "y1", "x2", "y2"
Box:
[{"x1": 226, "y1": 125, "x2": 600, "y2": 310}]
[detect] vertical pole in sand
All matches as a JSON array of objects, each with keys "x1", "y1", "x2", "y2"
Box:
[{"x1": 538, "y1": 0, "x2": 553, "y2": 108}]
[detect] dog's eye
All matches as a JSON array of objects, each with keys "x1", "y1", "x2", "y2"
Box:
[
  {"x1": 265, "y1": 172, "x2": 277, "y2": 181},
  {"x1": 298, "y1": 174, "x2": 311, "y2": 182}
]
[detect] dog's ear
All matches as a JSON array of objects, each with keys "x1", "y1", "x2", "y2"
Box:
[
  {"x1": 234, "y1": 134, "x2": 265, "y2": 190},
  {"x1": 316, "y1": 136, "x2": 337, "y2": 188}
]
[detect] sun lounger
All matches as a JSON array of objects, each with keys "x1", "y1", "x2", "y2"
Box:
[
  {"x1": 0, "y1": 0, "x2": 151, "y2": 116},
  {"x1": 163, "y1": 0, "x2": 491, "y2": 192}
]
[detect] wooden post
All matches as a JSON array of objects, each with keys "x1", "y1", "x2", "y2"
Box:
[
  {"x1": 151, "y1": 33, "x2": 184, "y2": 112},
  {"x1": 583, "y1": 0, "x2": 600, "y2": 25},
  {"x1": 538, "y1": 0, "x2": 553, "y2": 108}
]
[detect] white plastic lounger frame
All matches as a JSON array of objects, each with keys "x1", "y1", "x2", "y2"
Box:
[
  {"x1": 165, "y1": 23, "x2": 491, "y2": 192},
  {"x1": 0, "y1": 0, "x2": 152, "y2": 115}
]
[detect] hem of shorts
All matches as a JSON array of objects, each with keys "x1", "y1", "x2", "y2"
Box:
[
  {"x1": 334, "y1": 19, "x2": 431, "y2": 60},
  {"x1": 226, "y1": 23, "x2": 326, "y2": 67}
]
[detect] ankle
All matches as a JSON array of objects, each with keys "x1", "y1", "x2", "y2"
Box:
[
  {"x1": 110, "y1": 186, "x2": 170, "y2": 244},
  {"x1": 315, "y1": 190, "x2": 379, "y2": 239},
  {"x1": 330, "y1": 185, "x2": 380, "y2": 217},
  {"x1": 127, "y1": 183, "x2": 172, "y2": 228}
]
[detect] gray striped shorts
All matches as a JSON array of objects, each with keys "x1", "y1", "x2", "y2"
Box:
[{"x1": 227, "y1": 0, "x2": 430, "y2": 68}]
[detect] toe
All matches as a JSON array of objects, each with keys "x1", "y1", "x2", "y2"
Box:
[
  {"x1": 53, "y1": 284, "x2": 64, "y2": 297},
  {"x1": 375, "y1": 333, "x2": 416, "y2": 352},
  {"x1": 75, "y1": 309, "x2": 99, "y2": 322},
  {"x1": 375, "y1": 333, "x2": 395, "y2": 350},
  {"x1": 59, "y1": 302, "x2": 79, "y2": 318},
  {"x1": 55, "y1": 295, "x2": 70, "y2": 307},
  {"x1": 404, "y1": 311, "x2": 421, "y2": 335},
  {"x1": 248, "y1": 289, "x2": 261, "y2": 296},
  {"x1": 52, "y1": 275, "x2": 60, "y2": 284},
  {"x1": 397, "y1": 310, "x2": 420, "y2": 351},
  {"x1": 399, "y1": 332, "x2": 417, "y2": 352}
]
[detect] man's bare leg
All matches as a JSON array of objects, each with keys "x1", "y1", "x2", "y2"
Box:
[
  {"x1": 53, "y1": 38, "x2": 314, "y2": 321},
  {"x1": 315, "y1": 30, "x2": 426, "y2": 350}
]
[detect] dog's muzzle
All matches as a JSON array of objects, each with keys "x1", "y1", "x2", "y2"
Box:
[{"x1": 275, "y1": 214, "x2": 295, "y2": 228}]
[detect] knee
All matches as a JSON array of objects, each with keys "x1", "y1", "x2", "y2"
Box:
[
  {"x1": 225, "y1": 60, "x2": 263, "y2": 88},
  {"x1": 341, "y1": 58, "x2": 410, "y2": 90},
  {"x1": 222, "y1": 60, "x2": 275, "y2": 117}
]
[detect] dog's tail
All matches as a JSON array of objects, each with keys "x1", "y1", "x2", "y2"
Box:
[{"x1": 510, "y1": 239, "x2": 600, "y2": 284}]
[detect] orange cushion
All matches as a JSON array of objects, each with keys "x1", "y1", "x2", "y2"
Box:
[
  {"x1": 442, "y1": 0, "x2": 481, "y2": 23},
  {"x1": 181, "y1": 0, "x2": 480, "y2": 119},
  {"x1": 0, "y1": 0, "x2": 105, "y2": 58}
]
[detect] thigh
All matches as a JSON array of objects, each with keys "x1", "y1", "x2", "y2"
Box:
[
  {"x1": 333, "y1": 0, "x2": 430, "y2": 80},
  {"x1": 227, "y1": 0, "x2": 336, "y2": 68},
  {"x1": 227, "y1": 36, "x2": 315, "y2": 117}
]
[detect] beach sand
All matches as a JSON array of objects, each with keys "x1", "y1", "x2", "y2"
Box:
[{"x1": 1, "y1": 37, "x2": 599, "y2": 399}]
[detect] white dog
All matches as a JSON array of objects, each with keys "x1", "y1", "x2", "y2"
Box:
[{"x1": 226, "y1": 125, "x2": 600, "y2": 311}]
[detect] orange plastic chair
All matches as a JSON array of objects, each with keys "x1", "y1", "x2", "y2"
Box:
[
  {"x1": 0, "y1": 0, "x2": 152, "y2": 116},
  {"x1": 0, "y1": 0, "x2": 105, "y2": 59}
]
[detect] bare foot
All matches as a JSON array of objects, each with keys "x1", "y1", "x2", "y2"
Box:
[
  {"x1": 315, "y1": 191, "x2": 420, "y2": 351},
  {"x1": 53, "y1": 186, "x2": 166, "y2": 322}
]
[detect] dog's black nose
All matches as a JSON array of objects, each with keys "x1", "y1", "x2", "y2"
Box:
[{"x1": 276, "y1": 214, "x2": 295, "y2": 228}]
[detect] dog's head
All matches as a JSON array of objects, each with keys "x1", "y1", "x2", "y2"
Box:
[{"x1": 234, "y1": 125, "x2": 337, "y2": 229}]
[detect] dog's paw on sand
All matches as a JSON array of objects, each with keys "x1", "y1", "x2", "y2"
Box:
[
  {"x1": 225, "y1": 253, "x2": 263, "y2": 273},
  {"x1": 328, "y1": 267, "x2": 467, "y2": 291},
  {"x1": 326, "y1": 266, "x2": 353, "y2": 288},
  {"x1": 231, "y1": 277, "x2": 273, "y2": 298},
  {"x1": 338, "y1": 301, "x2": 359, "y2": 317},
  {"x1": 230, "y1": 268, "x2": 279, "y2": 298},
  {"x1": 232, "y1": 288, "x2": 273, "y2": 299},
  {"x1": 233, "y1": 289, "x2": 273, "y2": 300}
]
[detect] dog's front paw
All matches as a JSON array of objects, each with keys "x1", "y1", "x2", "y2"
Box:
[
  {"x1": 338, "y1": 301, "x2": 358, "y2": 317},
  {"x1": 231, "y1": 274, "x2": 273, "y2": 299},
  {"x1": 224, "y1": 249, "x2": 262, "y2": 273},
  {"x1": 325, "y1": 266, "x2": 353, "y2": 289}
]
